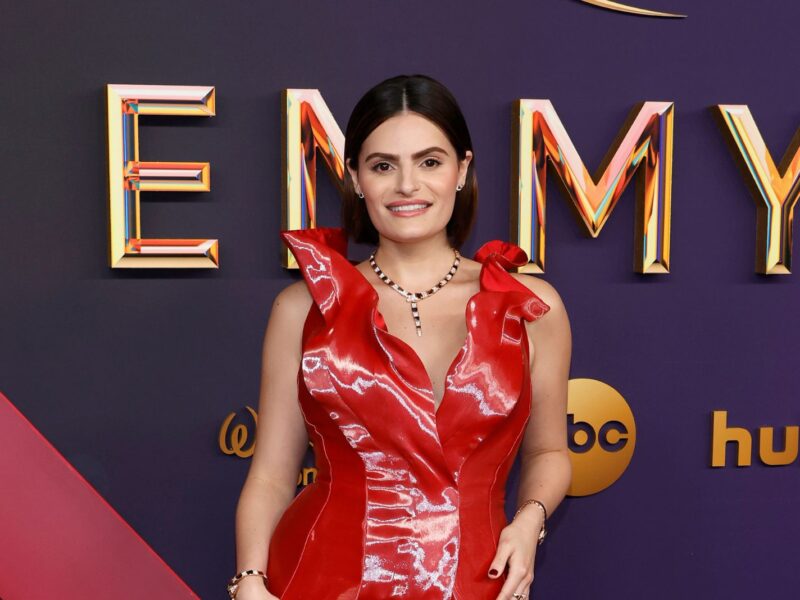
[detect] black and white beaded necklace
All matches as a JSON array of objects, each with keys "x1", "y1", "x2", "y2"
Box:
[{"x1": 368, "y1": 248, "x2": 461, "y2": 337}]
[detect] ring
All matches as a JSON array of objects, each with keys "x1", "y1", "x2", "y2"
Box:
[{"x1": 512, "y1": 594, "x2": 527, "y2": 599}]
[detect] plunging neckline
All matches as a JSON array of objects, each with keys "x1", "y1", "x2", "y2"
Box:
[
  {"x1": 279, "y1": 225, "x2": 541, "y2": 428},
  {"x1": 348, "y1": 259, "x2": 488, "y2": 418}
]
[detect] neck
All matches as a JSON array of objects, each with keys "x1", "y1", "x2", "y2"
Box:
[{"x1": 373, "y1": 232, "x2": 457, "y2": 290}]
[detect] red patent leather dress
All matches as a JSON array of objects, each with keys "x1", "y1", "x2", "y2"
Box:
[{"x1": 268, "y1": 226, "x2": 551, "y2": 600}]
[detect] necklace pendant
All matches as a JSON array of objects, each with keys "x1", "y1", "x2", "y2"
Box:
[
  {"x1": 410, "y1": 300, "x2": 422, "y2": 336},
  {"x1": 368, "y1": 247, "x2": 461, "y2": 340}
]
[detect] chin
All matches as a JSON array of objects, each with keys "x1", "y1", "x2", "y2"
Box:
[{"x1": 380, "y1": 223, "x2": 450, "y2": 243}]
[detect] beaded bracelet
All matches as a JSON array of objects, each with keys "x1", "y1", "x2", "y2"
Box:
[
  {"x1": 227, "y1": 568, "x2": 268, "y2": 599},
  {"x1": 513, "y1": 498, "x2": 548, "y2": 545}
]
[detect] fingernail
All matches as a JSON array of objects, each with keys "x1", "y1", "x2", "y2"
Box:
[{"x1": 488, "y1": 568, "x2": 498, "y2": 577}]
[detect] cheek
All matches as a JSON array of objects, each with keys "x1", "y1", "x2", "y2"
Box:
[
  {"x1": 430, "y1": 169, "x2": 459, "y2": 192},
  {"x1": 361, "y1": 184, "x2": 387, "y2": 219},
  {"x1": 437, "y1": 163, "x2": 460, "y2": 182},
  {"x1": 360, "y1": 172, "x2": 390, "y2": 196}
]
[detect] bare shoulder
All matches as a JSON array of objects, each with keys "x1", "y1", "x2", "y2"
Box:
[
  {"x1": 275, "y1": 277, "x2": 313, "y2": 306},
  {"x1": 509, "y1": 273, "x2": 572, "y2": 362},
  {"x1": 508, "y1": 272, "x2": 566, "y2": 316},
  {"x1": 268, "y1": 278, "x2": 314, "y2": 332}
]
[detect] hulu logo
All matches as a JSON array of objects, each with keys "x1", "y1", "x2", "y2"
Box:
[{"x1": 711, "y1": 411, "x2": 799, "y2": 467}]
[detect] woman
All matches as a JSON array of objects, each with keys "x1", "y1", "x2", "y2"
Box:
[{"x1": 232, "y1": 74, "x2": 572, "y2": 600}]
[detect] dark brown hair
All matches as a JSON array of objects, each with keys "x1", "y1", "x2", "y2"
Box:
[{"x1": 341, "y1": 74, "x2": 478, "y2": 249}]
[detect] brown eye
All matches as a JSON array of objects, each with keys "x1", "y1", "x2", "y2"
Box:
[
  {"x1": 422, "y1": 158, "x2": 441, "y2": 168},
  {"x1": 371, "y1": 162, "x2": 392, "y2": 173}
]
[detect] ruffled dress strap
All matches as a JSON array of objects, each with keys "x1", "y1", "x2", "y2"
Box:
[
  {"x1": 472, "y1": 239, "x2": 551, "y2": 323},
  {"x1": 279, "y1": 226, "x2": 364, "y2": 328},
  {"x1": 473, "y1": 239, "x2": 529, "y2": 270},
  {"x1": 285, "y1": 225, "x2": 349, "y2": 258}
]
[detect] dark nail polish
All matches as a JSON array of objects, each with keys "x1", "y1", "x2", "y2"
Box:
[{"x1": 488, "y1": 568, "x2": 498, "y2": 576}]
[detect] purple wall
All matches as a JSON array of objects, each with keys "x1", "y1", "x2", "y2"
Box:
[{"x1": 2, "y1": 1, "x2": 798, "y2": 597}]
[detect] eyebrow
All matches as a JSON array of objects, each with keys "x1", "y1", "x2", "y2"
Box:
[{"x1": 363, "y1": 146, "x2": 450, "y2": 162}]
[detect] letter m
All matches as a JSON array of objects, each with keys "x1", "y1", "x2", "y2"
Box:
[{"x1": 512, "y1": 100, "x2": 674, "y2": 274}]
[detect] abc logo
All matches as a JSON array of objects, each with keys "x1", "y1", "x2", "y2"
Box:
[{"x1": 567, "y1": 378, "x2": 636, "y2": 496}]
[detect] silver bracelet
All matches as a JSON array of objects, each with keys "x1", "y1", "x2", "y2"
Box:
[{"x1": 227, "y1": 568, "x2": 268, "y2": 599}]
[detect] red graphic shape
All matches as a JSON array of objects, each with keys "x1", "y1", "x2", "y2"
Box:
[{"x1": 0, "y1": 391, "x2": 199, "y2": 600}]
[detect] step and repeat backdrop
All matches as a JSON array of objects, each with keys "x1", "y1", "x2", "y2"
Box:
[{"x1": 2, "y1": 1, "x2": 798, "y2": 598}]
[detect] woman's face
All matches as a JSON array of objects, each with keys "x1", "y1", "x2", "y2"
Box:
[{"x1": 346, "y1": 111, "x2": 473, "y2": 244}]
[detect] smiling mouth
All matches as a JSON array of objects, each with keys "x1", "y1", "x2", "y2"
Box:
[{"x1": 387, "y1": 202, "x2": 432, "y2": 213}]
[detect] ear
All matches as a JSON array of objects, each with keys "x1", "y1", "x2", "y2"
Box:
[
  {"x1": 346, "y1": 158, "x2": 359, "y2": 192},
  {"x1": 459, "y1": 150, "x2": 473, "y2": 180}
]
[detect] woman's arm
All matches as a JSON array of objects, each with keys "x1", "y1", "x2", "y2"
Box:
[
  {"x1": 516, "y1": 277, "x2": 572, "y2": 523},
  {"x1": 489, "y1": 276, "x2": 572, "y2": 600},
  {"x1": 233, "y1": 281, "x2": 313, "y2": 597}
]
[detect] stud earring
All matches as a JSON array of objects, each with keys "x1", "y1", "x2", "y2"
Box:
[
  {"x1": 456, "y1": 183, "x2": 463, "y2": 191},
  {"x1": 357, "y1": 191, "x2": 364, "y2": 199}
]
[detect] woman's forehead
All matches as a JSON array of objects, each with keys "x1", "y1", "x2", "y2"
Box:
[{"x1": 362, "y1": 113, "x2": 452, "y2": 154}]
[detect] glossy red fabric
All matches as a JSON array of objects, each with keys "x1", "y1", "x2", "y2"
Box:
[{"x1": 268, "y1": 226, "x2": 550, "y2": 599}]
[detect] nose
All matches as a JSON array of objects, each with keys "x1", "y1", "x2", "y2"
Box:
[{"x1": 395, "y1": 166, "x2": 420, "y2": 196}]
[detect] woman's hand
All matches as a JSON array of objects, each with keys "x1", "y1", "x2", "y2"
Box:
[
  {"x1": 233, "y1": 575, "x2": 279, "y2": 600},
  {"x1": 488, "y1": 507, "x2": 544, "y2": 600}
]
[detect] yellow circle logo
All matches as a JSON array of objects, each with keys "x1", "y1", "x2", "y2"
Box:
[{"x1": 567, "y1": 378, "x2": 636, "y2": 496}]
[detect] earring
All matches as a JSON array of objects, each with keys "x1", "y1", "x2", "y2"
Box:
[
  {"x1": 357, "y1": 191, "x2": 364, "y2": 199},
  {"x1": 456, "y1": 183, "x2": 463, "y2": 191}
]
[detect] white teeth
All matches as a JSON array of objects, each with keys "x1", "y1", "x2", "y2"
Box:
[{"x1": 389, "y1": 203, "x2": 429, "y2": 212}]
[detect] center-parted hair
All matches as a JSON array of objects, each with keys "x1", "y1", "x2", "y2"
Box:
[{"x1": 342, "y1": 74, "x2": 478, "y2": 249}]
